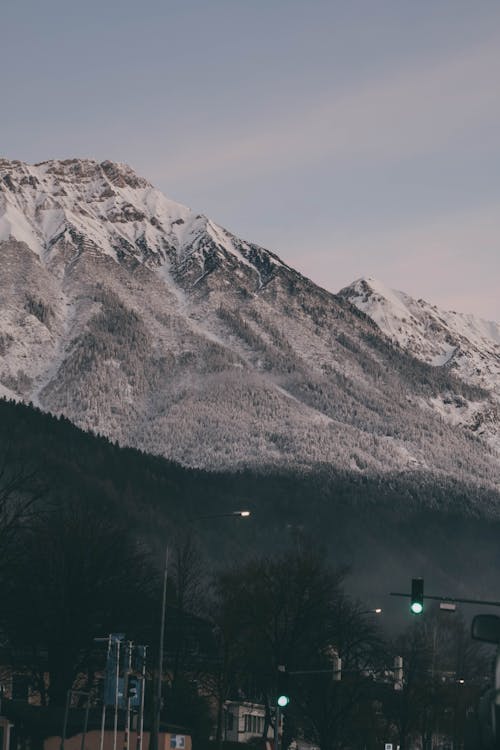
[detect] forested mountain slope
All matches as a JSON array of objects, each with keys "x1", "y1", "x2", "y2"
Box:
[
  {"x1": 0, "y1": 158, "x2": 498, "y2": 491},
  {"x1": 1, "y1": 398, "x2": 499, "y2": 617}
]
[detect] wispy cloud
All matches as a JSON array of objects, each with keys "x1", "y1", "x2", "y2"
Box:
[{"x1": 153, "y1": 38, "x2": 500, "y2": 186}]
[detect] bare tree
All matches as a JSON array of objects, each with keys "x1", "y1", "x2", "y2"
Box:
[
  {"x1": 212, "y1": 547, "x2": 383, "y2": 750},
  {"x1": 0, "y1": 441, "x2": 46, "y2": 549},
  {"x1": 384, "y1": 608, "x2": 489, "y2": 750},
  {"x1": 0, "y1": 496, "x2": 156, "y2": 706}
]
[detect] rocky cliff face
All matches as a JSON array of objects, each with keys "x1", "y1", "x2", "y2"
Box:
[{"x1": 0, "y1": 158, "x2": 498, "y2": 490}]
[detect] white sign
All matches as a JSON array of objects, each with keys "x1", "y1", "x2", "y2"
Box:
[
  {"x1": 170, "y1": 736, "x2": 185, "y2": 749},
  {"x1": 385, "y1": 744, "x2": 393, "y2": 750}
]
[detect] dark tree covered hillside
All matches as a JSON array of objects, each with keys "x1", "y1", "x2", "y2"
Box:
[{"x1": 0, "y1": 396, "x2": 499, "y2": 616}]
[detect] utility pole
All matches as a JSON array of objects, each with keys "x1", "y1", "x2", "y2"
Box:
[
  {"x1": 113, "y1": 637, "x2": 122, "y2": 750},
  {"x1": 151, "y1": 546, "x2": 169, "y2": 750},
  {"x1": 99, "y1": 636, "x2": 112, "y2": 750},
  {"x1": 136, "y1": 646, "x2": 147, "y2": 750},
  {"x1": 123, "y1": 641, "x2": 133, "y2": 750}
]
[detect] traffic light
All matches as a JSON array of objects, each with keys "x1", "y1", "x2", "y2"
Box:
[
  {"x1": 276, "y1": 666, "x2": 290, "y2": 707},
  {"x1": 410, "y1": 578, "x2": 424, "y2": 614},
  {"x1": 126, "y1": 674, "x2": 139, "y2": 699}
]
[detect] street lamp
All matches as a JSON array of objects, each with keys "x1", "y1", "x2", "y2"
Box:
[
  {"x1": 189, "y1": 510, "x2": 251, "y2": 520},
  {"x1": 151, "y1": 510, "x2": 251, "y2": 750}
]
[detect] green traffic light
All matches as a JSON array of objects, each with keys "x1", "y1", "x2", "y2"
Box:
[
  {"x1": 410, "y1": 577, "x2": 424, "y2": 615},
  {"x1": 277, "y1": 695, "x2": 290, "y2": 707}
]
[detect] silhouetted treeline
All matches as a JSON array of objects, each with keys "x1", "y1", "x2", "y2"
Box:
[{"x1": 1, "y1": 396, "x2": 500, "y2": 622}]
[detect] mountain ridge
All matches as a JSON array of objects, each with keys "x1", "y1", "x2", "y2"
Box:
[
  {"x1": 1, "y1": 158, "x2": 498, "y2": 494},
  {"x1": 339, "y1": 276, "x2": 500, "y2": 452}
]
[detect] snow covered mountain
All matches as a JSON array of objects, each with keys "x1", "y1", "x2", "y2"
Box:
[
  {"x1": 339, "y1": 277, "x2": 500, "y2": 452},
  {"x1": 0, "y1": 158, "x2": 498, "y2": 493}
]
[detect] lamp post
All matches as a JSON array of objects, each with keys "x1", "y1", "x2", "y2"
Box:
[{"x1": 150, "y1": 510, "x2": 251, "y2": 750}]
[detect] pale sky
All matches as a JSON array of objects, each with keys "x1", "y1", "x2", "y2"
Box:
[{"x1": 2, "y1": 0, "x2": 499, "y2": 321}]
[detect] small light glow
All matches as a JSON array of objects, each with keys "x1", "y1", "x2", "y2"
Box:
[
  {"x1": 277, "y1": 695, "x2": 290, "y2": 707},
  {"x1": 410, "y1": 602, "x2": 424, "y2": 614},
  {"x1": 240, "y1": 510, "x2": 251, "y2": 517},
  {"x1": 374, "y1": 608, "x2": 382, "y2": 614}
]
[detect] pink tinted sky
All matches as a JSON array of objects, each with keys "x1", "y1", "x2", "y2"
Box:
[{"x1": 2, "y1": 0, "x2": 499, "y2": 320}]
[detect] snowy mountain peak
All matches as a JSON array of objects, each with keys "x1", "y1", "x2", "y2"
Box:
[
  {"x1": 0, "y1": 157, "x2": 498, "y2": 483},
  {"x1": 340, "y1": 276, "x2": 500, "y2": 393},
  {"x1": 342, "y1": 276, "x2": 438, "y2": 341},
  {"x1": 0, "y1": 158, "x2": 283, "y2": 289},
  {"x1": 0, "y1": 157, "x2": 195, "y2": 262},
  {"x1": 0, "y1": 157, "x2": 152, "y2": 195}
]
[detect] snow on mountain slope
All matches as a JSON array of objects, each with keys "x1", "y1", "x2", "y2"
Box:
[
  {"x1": 0, "y1": 158, "x2": 282, "y2": 281},
  {"x1": 1, "y1": 159, "x2": 499, "y2": 491},
  {"x1": 339, "y1": 277, "x2": 500, "y2": 449}
]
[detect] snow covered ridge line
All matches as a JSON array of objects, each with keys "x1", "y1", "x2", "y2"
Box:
[
  {"x1": 339, "y1": 277, "x2": 500, "y2": 362},
  {"x1": 0, "y1": 157, "x2": 286, "y2": 283},
  {"x1": 0, "y1": 157, "x2": 201, "y2": 263},
  {"x1": 339, "y1": 276, "x2": 500, "y2": 450},
  {"x1": 0, "y1": 157, "x2": 152, "y2": 188},
  {"x1": 0, "y1": 156, "x2": 499, "y2": 479}
]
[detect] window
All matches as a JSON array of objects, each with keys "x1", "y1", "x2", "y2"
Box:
[{"x1": 244, "y1": 714, "x2": 263, "y2": 735}]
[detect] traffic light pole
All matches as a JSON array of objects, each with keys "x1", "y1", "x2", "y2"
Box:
[
  {"x1": 390, "y1": 592, "x2": 500, "y2": 607},
  {"x1": 273, "y1": 705, "x2": 281, "y2": 750}
]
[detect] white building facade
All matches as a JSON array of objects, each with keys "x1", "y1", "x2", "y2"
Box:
[{"x1": 223, "y1": 701, "x2": 275, "y2": 743}]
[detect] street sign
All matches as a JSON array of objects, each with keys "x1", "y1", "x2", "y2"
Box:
[
  {"x1": 103, "y1": 633, "x2": 125, "y2": 706},
  {"x1": 170, "y1": 736, "x2": 185, "y2": 749}
]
